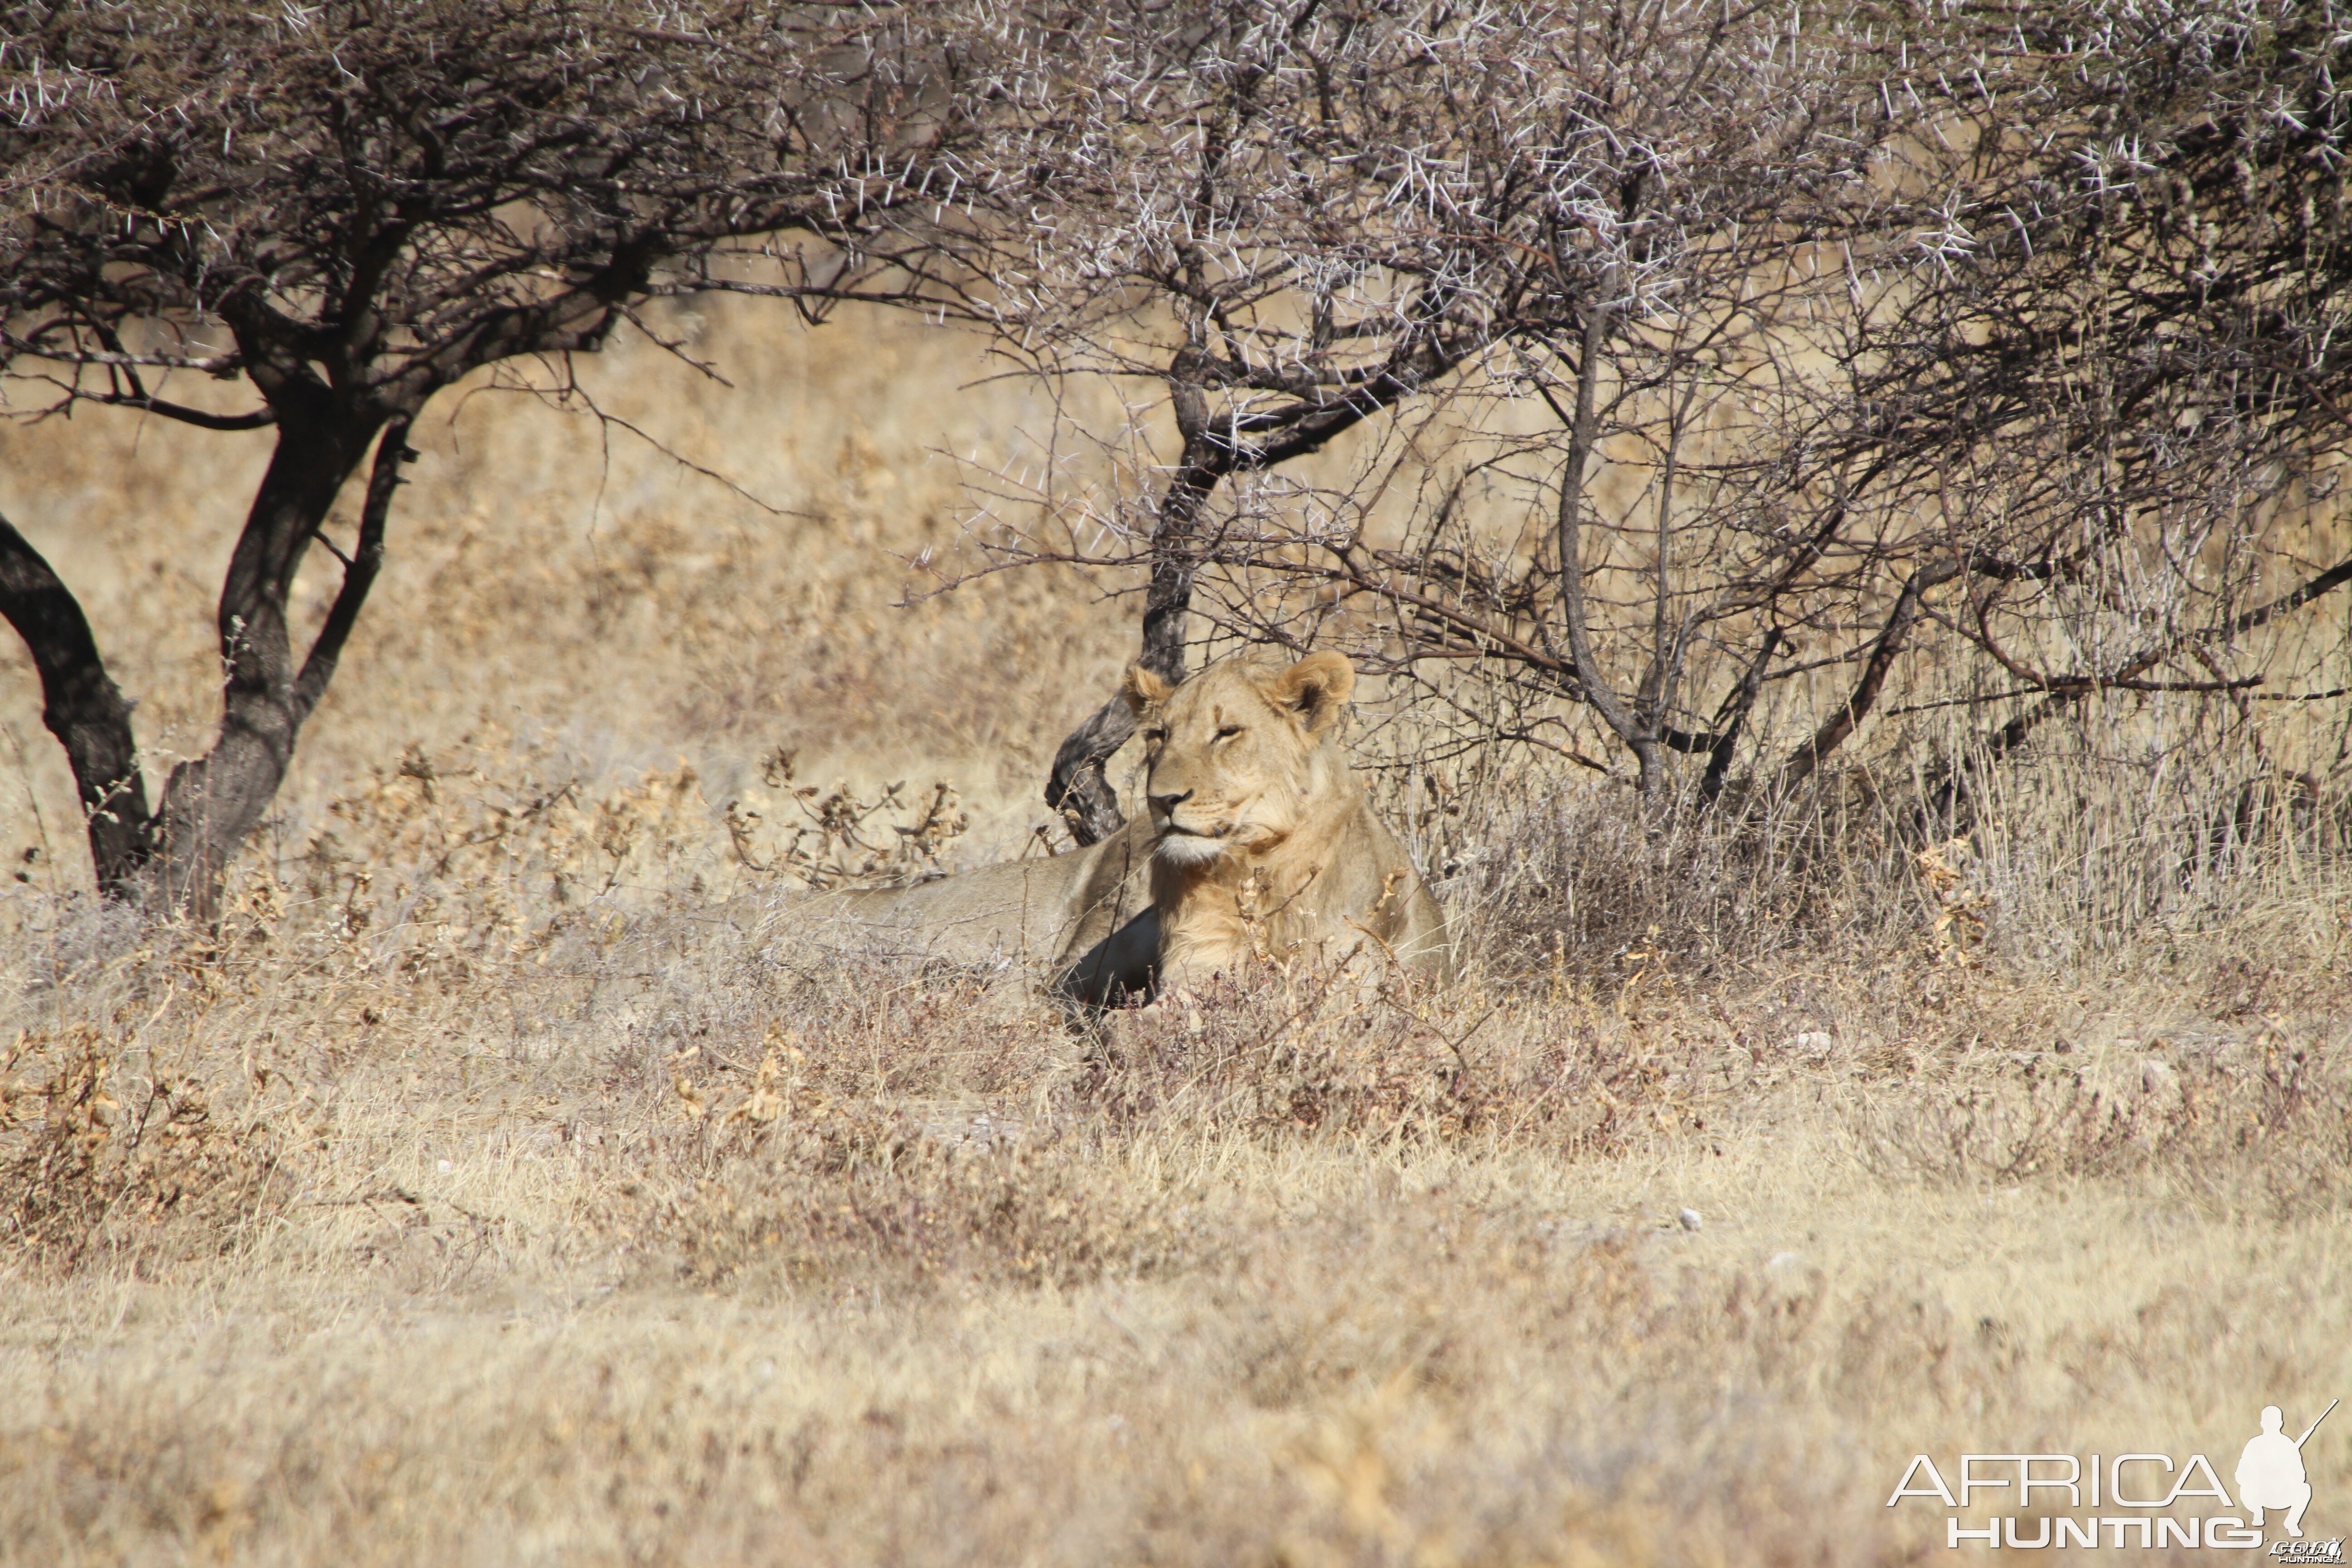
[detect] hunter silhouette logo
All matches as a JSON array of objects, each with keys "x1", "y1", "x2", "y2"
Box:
[
  {"x1": 2241, "y1": 1401, "x2": 2335, "y2": 1541},
  {"x1": 1887, "y1": 1397, "x2": 2340, "y2": 1552}
]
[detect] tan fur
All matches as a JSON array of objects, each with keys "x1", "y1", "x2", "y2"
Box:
[
  {"x1": 774, "y1": 651, "x2": 1448, "y2": 1003},
  {"x1": 1124, "y1": 651, "x2": 1453, "y2": 985},
  {"x1": 779, "y1": 813, "x2": 1160, "y2": 1004}
]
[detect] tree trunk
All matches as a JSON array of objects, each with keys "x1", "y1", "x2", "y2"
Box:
[
  {"x1": 1046, "y1": 392, "x2": 1226, "y2": 846},
  {"x1": 0, "y1": 398, "x2": 432, "y2": 916},
  {"x1": 0, "y1": 514, "x2": 157, "y2": 896},
  {"x1": 1772, "y1": 559, "x2": 1960, "y2": 794},
  {"x1": 141, "y1": 402, "x2": 395, "y2": 918},
  {"x1": 1698, "y1": 627, "x2": 1783, "y2": 807},
  {"x1": 1044, "y1": 339, "x2": 1464, "y2": 845},
  {"x1": 1553, "y1": 288, "x2": 1665, "y2": 802}
]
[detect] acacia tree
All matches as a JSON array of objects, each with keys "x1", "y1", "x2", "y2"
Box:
[
  {"x1": 968, "y1": 0, "x2": 2352, "y2": 825},
  {"x1": 1480, "y1": 0, "x2": 2352, "y2": 813},
  {"x1": 923, "y1": 0, "x2": 1534, "y2": 841},
  {"x1": 942, "y1": 0, "x2": 1907, "y2": 837},
  {"x1": 0, "y1": 0, "x2": 970, "y2": 915},
  {"x1": 1757, "y1": 0, "x2": 2352, "y2": 808}
]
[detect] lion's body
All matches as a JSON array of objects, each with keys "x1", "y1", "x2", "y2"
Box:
[
  {"x1": 1125, "y1": 652, "x2": 1452, "y2": 986},
  {"x1": 783, "y1": 814, "x2": 1160, "y2": 1003},
  {"x1": 770, "y1": 651, "x2": 1449, "y2": 1002}
]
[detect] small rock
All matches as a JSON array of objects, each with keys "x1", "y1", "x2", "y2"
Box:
[
  {"x1": 1678, "y1": 1208, "x2": 1703, "y2": 1232},
  {"x1": 1786, "y1": 1031, "x2": 1835, "y2": 1057},
  {"x1": 1767, "y1": 1250, "x2": 1804, "y2": 1270},
  {"x1": 2141, "y1": 1059, "x2": 2179, "y2": 1095}
]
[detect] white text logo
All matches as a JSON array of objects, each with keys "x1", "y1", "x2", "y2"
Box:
[{"x1": 1887, "y1": 1401, "x2": 2336, "y2": 1551}]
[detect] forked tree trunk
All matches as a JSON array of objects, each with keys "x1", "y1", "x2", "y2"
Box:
[
  {"x1": 146, "y1": 400, "x2": 383, "y2": 917},
  {"x1": 0, "y1": 401, "x2": 407, "y2": 919}
]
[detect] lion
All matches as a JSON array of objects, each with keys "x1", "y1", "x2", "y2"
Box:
[
  {"x1": 773, "y1": 650, "x2": 1449, "y2": 1001},
  {"x1": 784, "y1": 812, "x2": 1161, "y2": 1005},
  {"x1": 1121, "y1": 650, "x2": 1453, "y2": 987}
]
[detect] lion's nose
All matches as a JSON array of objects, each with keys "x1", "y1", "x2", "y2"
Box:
[{"x1": 1149, "y1": 789, "x2": 1191, "y2": 818}]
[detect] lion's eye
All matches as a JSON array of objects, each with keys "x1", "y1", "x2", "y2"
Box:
[
  {"x1": 1215, "y1": 725, "x2": 1242, "y2": 740},
  {"x1": 1142, "y1": 729, "x2": 1166, "y2": 744}
]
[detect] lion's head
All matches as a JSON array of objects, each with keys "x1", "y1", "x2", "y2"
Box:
[{"x1": 1120, "y1": 652, "x2": 1357, "y2": 867}]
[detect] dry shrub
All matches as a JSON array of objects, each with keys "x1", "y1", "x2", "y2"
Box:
[
  {"x1": 635, "y1": 1034, "x2": 1207, "y2": 1291},
  {"x1": 615, "y1": 949, "x2": 1740, "y2": 1297},
  {"x1": 281, "y1": 733, "x2": 976, "y2": 995},
  {"x1": 0, "y1": 292, "x2": 2346, "y2": 1565},
  {"x1": 627, "y1": 941, "x2": 1056, "y2": 1120},
  {"x1": 1445, "y1": 737, "x2": 2352, "y2": 987},
  {"x1": 1857, "y1": 1032, "x2": 2352, "y2": 1218},
  {"x1": 1073, "y1": 961, "x2": 1727, "y2": 1161},
  {"x1": 648, "y1": 1131, "x2": 1209, "y2": 1293},
  {"x1": 1442, "y1": 771, "x2": 1921, "y2": 983},
  {"x1": 0, "y1": 1022, "x2": 286, "y2": 1270},
  {"x1": 0, "y1": 845, "x2": 2341, "y2": 1563},
  {"x1": 1077, "y1": 968, "x2": 1500, "y2": 1142},
  {"x1": 607, "y1": 959, "x2": 1221, "y2": 1293},
  {"x1": 722, "y1": 754, "x2": 970, "y2": 892}
]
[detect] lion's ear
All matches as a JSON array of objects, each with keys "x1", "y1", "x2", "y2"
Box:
[
  {"x1": 1268, "y1": 652, "x2": 1355, "y2": 736},
  {"x1": 1121, "y1": 663, "x2": 1173, "y2": 713}
]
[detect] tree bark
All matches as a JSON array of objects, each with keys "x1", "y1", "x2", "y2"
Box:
[
  {"x1": 1047, "y1": 382, "x2": 1226, "y2": 846},
  {"x1": 295, "y1": 413, "x2": 411, "y2": 723},
  {"x1": 1045, "y1": 461, "x2": 1220, "y2": 844},
  {"x1": 1699, "y1": 627, "x2": 1783, "y2": 806},
  {"x1": 1045, "y1": 703, "x2": 1140, "y2": 848},
  {"x1": 1553, "y1": 288, "x2": 1665, "y2": 802},
  {"x1": 0, "y1": 381, "x2": 410, "y2": 916},
  {"x1": 1772, "y1": 558, "x2": 1961, "y2": 793},
  {"x1": 0, "y1": 514, "x2": 156, "y2": 895},
  {"x1": 1926, "y1": 548, "x2": 2352, "y2": 824},
  {"x1": 1044, "y1": 339, "x2": 1474, "y2": 845},
  {"x1": 145, "y1": 397, "x2": 390, "y2": 918}
]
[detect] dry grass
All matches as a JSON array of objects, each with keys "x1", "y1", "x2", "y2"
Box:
[{"x1": 0, "y1": 302, "x2": 2347, "y2": 1565}]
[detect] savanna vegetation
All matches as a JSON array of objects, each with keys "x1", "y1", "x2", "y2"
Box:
[{"x1": 2, "y1": 2, "x2": 2349, "y2": 1563}]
